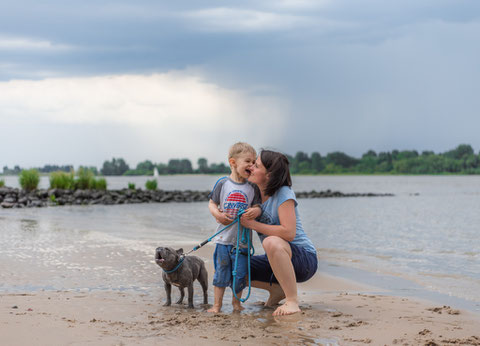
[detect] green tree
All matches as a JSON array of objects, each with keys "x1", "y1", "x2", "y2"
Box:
[
  {"x1": 197, "y1": 158, "x2": 209, "y2": 173},
  {"x1": 465, "y1": 154, "x2": 478, "y2": 170},
  {"x1": 377, "y1": 152, "x2": 393, "y2": 172},
  {"x1": 298, "y1": 161, "x2": 312, "y2": 174},
  {"x1": 101, "y1": 158, "x2": 129, "y2": 175},
  {"x1": 180, "y1": 159, "x2": 193, "y2": 174},
  {"x1": 311, "y1": 152, "x2": 324, "y2": 172},
  {"x1": 156, "y1": 163, "x2": 168, "y2": 174},
  {"x1": 445, "y1": 144, "x2": 474, "y2": 160},
  {"x1": 167, "y1": 159, "x2": 193, "y2": 174},
  {"x1": 209, "y1": 162, "x2": 230, "y2": 174},
  {"x1": 396, "y1": 150, "x2": 419, "y2": 160},
  {"x1": 357, "y1": 156, "x2": 377, "y2": 173},
  {"x1": 421, "y1": 150, "x2": 434, "y2": 156},
  {"x1": 326, "y1": 152, "x2": 358, "y2": 169},
  {"x1": 362, "y1": 150, "x2": 377, "y2": 158},
  {"x1": 136, "y1": 160, "x2": 155, "y2": 175}
]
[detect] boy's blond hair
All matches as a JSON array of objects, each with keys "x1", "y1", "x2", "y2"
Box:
[{"x1": 228, "y1": 142, "x2": 256, "y2": 159}]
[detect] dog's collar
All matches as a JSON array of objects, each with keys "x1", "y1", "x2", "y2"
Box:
[{"x1": 163, "y1": 257, "x2": 185, "y2": 274}]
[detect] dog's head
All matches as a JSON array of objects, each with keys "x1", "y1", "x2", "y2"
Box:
[{"x1": 155, "y1": 247, "x2": 184, "y2": 269}]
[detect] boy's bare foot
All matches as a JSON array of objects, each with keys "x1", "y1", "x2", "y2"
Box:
[
  {"x1": 207, "y1": 305, "x2": 222, "y2": 313},
  {"x1": 232, "y1": 303, "x2": 245, "y2": 311},
  {"x1": 272, "y1": 301, "x2": 300, "y2": 316},
  {"x1": 265, "y1": 284, "x2": 286, "y2": 307}
]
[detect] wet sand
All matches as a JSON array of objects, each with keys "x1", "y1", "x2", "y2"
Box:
[{"x1": 1, "y1": 244, "x2": 480, "y2": 345}]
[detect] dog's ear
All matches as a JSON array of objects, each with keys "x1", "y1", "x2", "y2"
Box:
[{"x1": 176, "y1": 248, "x2": 184, "y2": 255}]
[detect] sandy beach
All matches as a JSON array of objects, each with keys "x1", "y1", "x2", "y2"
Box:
[{"x1": 1, "y1": 243, "x2": 479, "y2": 346}]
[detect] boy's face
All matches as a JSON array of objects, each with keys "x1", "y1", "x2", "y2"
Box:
[{"x1": 232, "y1": 152, "x2": 256, "y2": 179}]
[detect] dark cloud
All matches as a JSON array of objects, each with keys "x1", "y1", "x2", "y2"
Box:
[{"x1": 1, "y1": 0, "x2": 480, "y2": 161}]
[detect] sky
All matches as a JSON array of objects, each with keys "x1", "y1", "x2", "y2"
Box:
[{"x1": 1, "y1": 0, "x2": 480, "y2": 169}]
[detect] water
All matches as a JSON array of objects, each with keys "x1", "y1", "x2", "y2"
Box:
[{"x1": 1, "y1": 175, "x2": 480, "y2": 311}]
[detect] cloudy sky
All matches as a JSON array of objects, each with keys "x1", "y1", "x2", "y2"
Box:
[{"x1": 1, "y1": 0, "x2": 479, "y2": 169}]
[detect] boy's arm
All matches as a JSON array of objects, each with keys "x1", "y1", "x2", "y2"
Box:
[
  {"x1": 241, "y1": 205, "x2": 262, "y2": 220},
  {"x1": 209, "y1": 199, "x2": 233, "y2": 225}
]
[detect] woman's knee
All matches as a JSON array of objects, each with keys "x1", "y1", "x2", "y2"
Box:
[{"x1": 263, "y1": 236, "x2": 291, "y2": 256}]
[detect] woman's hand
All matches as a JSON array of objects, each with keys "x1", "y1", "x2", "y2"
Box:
[
  {"x1": 240, "y1": 216, "x2": 257, "y2": 229},
  {"x1": 241, "y1": 206, "x2": 262, "y2": 220}
]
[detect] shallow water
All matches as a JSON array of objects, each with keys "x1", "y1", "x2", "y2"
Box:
[{"x1": 1, "y1": 175, "x2": 480, "y2": 311}]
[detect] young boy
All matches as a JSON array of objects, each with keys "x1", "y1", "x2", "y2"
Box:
[{"x1": 207, "y1": 142, "x2": 262, "y2": 313}]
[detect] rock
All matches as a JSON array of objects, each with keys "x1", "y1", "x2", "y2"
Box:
[
  {"x1": 0, "y1": 185, "x2": 394, "y2": 209},
  {"x1": 73, "y1": 190, "x2": 86, "y2": 199},
  {"x1": 91, "y1": 191, "x2": 104, "y2": 199},
  {"x1": 0, "y1": 187, "x2": 11, "y2": 196},
  {"x1": 30, "y1": 200, "x2": 44, "y2": 208},
  {"x1": 48, "y1": 189, "x2": 61, "y2": 198},
  {"x1": 3, "y1": 196, "x2": 16, "y2": 203},
  {"x1": 37, "y1": 190, "x2": 49, "y2": 199}
]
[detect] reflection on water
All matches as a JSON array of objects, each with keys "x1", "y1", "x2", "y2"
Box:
[{"x1": 1, "y1": 176, "x2": 480, "y2": 309}]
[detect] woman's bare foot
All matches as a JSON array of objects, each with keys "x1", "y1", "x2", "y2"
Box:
[
  {"x1": 272, "y1": 301, "x2": 300, "y2": 316},
  {"x1": 207, "y1": 305, "x2": 222, "y2": 313},
  {"x1": 265, "y1": 284, "x2": 286, "y2": 307}
]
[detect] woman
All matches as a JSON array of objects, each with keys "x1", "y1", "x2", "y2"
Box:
[{"x1": 241, "y1": 150, "x2": 318, "y2": 316}]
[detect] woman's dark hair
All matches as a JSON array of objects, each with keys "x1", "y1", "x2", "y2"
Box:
[{"x1": 260, "y1": 150, "x2": 292, "y2": 196}]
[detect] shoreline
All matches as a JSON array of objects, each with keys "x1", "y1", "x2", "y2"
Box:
[
  {"x1": 320, "y1": 261, "x2": 480, "y2": 315},
  {"x1": 1, "y1": 243, "x2": 479, "y2": 345}
]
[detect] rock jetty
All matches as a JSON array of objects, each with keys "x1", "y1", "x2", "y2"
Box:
[{"x1": 0, "y1": 187, "x2": 393, "y2": 209}]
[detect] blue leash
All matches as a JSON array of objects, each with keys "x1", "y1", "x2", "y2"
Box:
[
  {"x1": 182, "y1": 209, "x2": 254, "y2": 302},
  {"x1": 231, "y1": 212, "x2": 254, "y2": 303},
  {"x1": 162, "y1": 257, "x2": 185, "y2": 274}
]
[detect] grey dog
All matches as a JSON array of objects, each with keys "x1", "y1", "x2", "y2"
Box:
[{"x1": 155, "y1": 247, "x2": 208, "y2": 308}]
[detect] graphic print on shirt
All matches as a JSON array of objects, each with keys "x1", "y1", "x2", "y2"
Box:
[
  {"x1": 223, "y1": 190, "x2": 249, "y2": 218},
  {"x1": 258, "y1": 208, "x2": 273, "y2": 225}
]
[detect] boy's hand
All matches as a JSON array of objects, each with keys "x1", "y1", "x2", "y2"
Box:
[
  {"x1": 241, "y1": 206, "x2": 262, "y2": 220},
  {"x1": 209, "y1": 199, "x2": 233, "y2": 225},
  {"x1": 215, "y1": 212, "x2": 234, "y2": 225}
]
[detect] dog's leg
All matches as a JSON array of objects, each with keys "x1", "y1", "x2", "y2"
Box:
[
  {"x1": 199, "y1": 265, "x2": 208, "y2": 305},
  {"x1": 176, "y1": 287, "x2": 185, "y2": 304},
  {"x1": 187, "y1": 283, "x2": 194, "y2": 308},
  {"x1": 164, "y1": 283, "x2": 172, "y2": 306}
]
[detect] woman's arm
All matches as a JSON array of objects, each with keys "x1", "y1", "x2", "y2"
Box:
[{"x1": 240, "y1": 199, "x2": 296, "y2": 242}]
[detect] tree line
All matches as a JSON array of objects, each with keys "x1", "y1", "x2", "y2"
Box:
[
  {"x1": 286, "y1": 144, "x2": 480, "y2": 174},
  {"x1": 2, "y1": 144, "x2": 480, "y2": 176},
  {"x1": 99, "y1": 158, "x2": 230, "y2": 175}
]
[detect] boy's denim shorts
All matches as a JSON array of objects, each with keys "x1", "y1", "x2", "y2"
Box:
[
  {"x1": 213, "y1": 243, "x2": 248, "y2": 293},
  {"x1": 250, "y1": 242, "x2": 318, "y2": 284}
]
